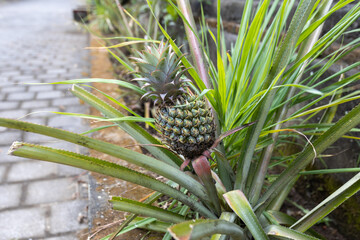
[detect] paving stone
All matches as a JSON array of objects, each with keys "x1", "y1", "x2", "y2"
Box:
[
  {"x1": 49, "y1": 200, "x2": 87, "y2": 234},
  {"x1": 13, "y1": 75, "x2": 37, "y2": 83},
  {"x1": 7, "y1": 91, "x2": 35, "y2": 101},
  {"x1": 48, "y1": 115, "x2": 83, "y2": 128},
  {"x1": 21, "y1": 99, "x2": 49, "y2": 109},
  {"x1": 7, "y1": 161, "x2": 58, "y2": 182},
  {"x1": 0, "y1": 93, "x2": 5, "y2": 101},
  {"x1": 1, "y1": 85, "x2": 27, "y2": 93},
  {"x1": 65, "y1": 105, "x2": 88, "y2": 114},
  {"x1": 58, "y1": 164, "x2": 86, "y2": 177},
  {"x1": 25, "y1": 178, "x2": 77, "y2": 205},
  {"x1": 0, "y1": 183, "x2": 22, "y2": 209},
  {"x1": 0, "y1": 101, "x2": 19, "y2": 110},
  {"x1": 47, "y1": 69, "x2": 67, "y2": 75},
  {"x1": 0, "y1": 146, "x2": 29, "y2": 163},
  {"x1": 0, "y1": 70, "x2": 20, "y2": 77},
  {"x1": 0, "y1": 131, "x2": 22, "y2": 145},
  {"x1": 36, "y1": 90, "x2": 64, "y2": 99},
  {"x1": 28, "y1": 84, "x2": 54, "y2": 92},
  {"x1": 23, "y1": 132, "x2": 57, "y2": 143},
  {"x1": 0, "y1": 207, "x2": 46, "y2": 239},
  {"x1": 52, "y1": 97, "x2": 81, "y2": 107},
  {"x1": 0, "y1": 165, "x2": 6, "y2": 182},
  {"x1": 0, "y1": 109, "x2": 28, "y2": 118},
  {"x1": 37, "y1": 73, "x2": 59, "y2": 81},
  {"x1": 22, "y1": 117, "x2": 47, "y2": 125}
]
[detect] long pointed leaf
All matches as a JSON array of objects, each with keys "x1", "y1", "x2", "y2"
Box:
[
  {"x1": 224, "y1": 190, "x2": 269, "y2": 240},
  {"x1": 8, "y1": 142, "x2": 213, "y2": 218},
  {"x1": 0, "y1": 118, "x2": 211, "y2": 209},
  {"x1": 168, "y1": 219, "x2": 245, "y2": 240},
  {"x1": 265, "y1": 225, "x2": 320, "y2": 240},
  {"x1": 101, "y1": 217, "x2": 170, "y2": 240},
  {"x1": 70, "y1": 84, "x2": 182, "y2": 167},
  {"x1": 110, "y1": 197, "x2": 185, "y2": 224}
]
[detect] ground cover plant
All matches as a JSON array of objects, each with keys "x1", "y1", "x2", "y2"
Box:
[{"x1": 1, "y1": 0, "x2": 360, "y2": 239}]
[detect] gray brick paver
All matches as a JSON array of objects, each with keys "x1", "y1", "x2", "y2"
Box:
[
  {"x1": 7, "y1": 91, "x2": 35, "y2": 101},
  {"x1": 12, "y1": 75, "x2": 37, "y2": 83},
  {"x1": 52, "y1": 97, "x2": 81, "y2": 107},
  {"x1": 0, "y1": 165, "x2": 6, "y2": 182},
  {"x1": 0, "y1": 0, "x2": 89, "y2": 237},
  {"x1": 28, "y1": 84, "x2": 54, "y2": 92},
  {"x1": 0, "y1": 101, "x2": 19, "y2": 110},
  {"x1": 0, "y1": 183, "x2": 22, "y2": 209},
  {"x1": 1, "y1": 85, "x2": 27, "y2": 93},
  {"x1": 0, "y1": 109, "x2": 28, "y2": 118},
  {"x1": 21, "y1": 99, "x2": 49, "y2": 109},
  {"x1": 25, "y1": 178, "x2": 78, "y2": 205},
  {"x1": 22, "y1": 117, "x2": 47, "y2": 125},
  {"x1": 36, "y1": 90, "x2": 64, "y2": 99},
  {"x1": 49, "y1": 200, "x2": 88, "y2": 234},
  {"x1": 0, "y1": 146, "x2": 29, "y2": 163},
  {"x1": 7, "y1": 161, "x2": 58, "y2": 182},
  {"x1": 0, "y1": 207, "x2": 46, "y2": 239},
  {"x1": 0, "y1": 132, "x2": 22, "y2": 145},
  {"x1": 23, "y1": 132, "x2": 57, "y2": 143}
]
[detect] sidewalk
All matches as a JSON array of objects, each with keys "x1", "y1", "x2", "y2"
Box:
[{"x1": 0, "y1": 0, "x2": 90, "y2": 239}]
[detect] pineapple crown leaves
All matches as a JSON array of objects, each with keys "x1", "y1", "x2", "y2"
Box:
[{"x1": 132, "y1": 41, "x2": 191, "y2": 104}]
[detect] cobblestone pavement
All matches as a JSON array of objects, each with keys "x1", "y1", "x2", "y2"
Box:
[{"x1": 0, "y1": 0, "x2": 90, "y2": 239}]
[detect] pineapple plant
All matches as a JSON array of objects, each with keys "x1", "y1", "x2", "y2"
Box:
[{"x1": 132, "y1": 42, "x2": 215, "y2": 159}]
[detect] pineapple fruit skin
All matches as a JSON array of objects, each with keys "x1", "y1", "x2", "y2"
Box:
[{"x1": 156, "y1": 96, "x2": 215, "y2": 159}]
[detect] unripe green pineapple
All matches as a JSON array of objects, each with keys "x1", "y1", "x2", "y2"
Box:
[{"x1": 133, "y1": 42, "x2": 215, "y2": 159}]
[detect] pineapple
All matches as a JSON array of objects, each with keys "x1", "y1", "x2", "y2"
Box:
[{"x1": 133, "y1": 42, "x2": 215, "y2": 159}]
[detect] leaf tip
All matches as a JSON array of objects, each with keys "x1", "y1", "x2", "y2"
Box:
[{"x1": 9, "y1": 141, "x2": 23, "y2": 155}]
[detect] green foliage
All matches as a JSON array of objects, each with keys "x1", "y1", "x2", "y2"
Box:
[{"x1": 2, "y1": 0, "x2": 360, "y2": 239}]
